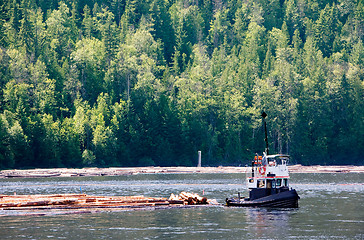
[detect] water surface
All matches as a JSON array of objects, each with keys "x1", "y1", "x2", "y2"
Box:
[{"x1": 0, "y1": 173, "x2": 363, "y2": 239}]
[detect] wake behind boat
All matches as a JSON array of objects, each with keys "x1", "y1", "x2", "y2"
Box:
[{"x1": 226, "y1": 112, "x2": 300, "y2": 208}]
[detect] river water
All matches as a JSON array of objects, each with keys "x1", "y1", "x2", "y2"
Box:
[{"x1": 0, "y1": 172, "x2": 363, "y2": 239}]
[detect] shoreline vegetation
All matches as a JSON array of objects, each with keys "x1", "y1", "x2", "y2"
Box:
[
  {"x1": 1, "y1": 1, "x2": 363, "y2": 170},
  {"x1": 1, "y1": 165, "x2": 364, "y2": 178}
]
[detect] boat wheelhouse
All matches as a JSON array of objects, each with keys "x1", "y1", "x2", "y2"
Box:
[{"x1": 247, "y1": 154, "x2": 291, "y2": 199}]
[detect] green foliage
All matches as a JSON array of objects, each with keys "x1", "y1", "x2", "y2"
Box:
[
  {"x1": 313, "y1": 4, "x2": 341, "y2": 57},
  {"x1": 82, "y1": 149, "x2": 96, "y2": 166},
  {"x1": 0, "y1": 0, "x2": 363, "y2": 169},
  {"x1": 71, "y1": 37, "x2": 106, "y2": 103}
]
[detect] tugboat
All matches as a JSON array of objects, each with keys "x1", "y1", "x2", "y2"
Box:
[{"x1": 226, "y1": 112, "x2": 300, "y2": 208}]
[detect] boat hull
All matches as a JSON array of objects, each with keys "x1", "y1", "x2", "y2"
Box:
[{"x1": 226, "y1": 189, "x2": 300, "y2": 208}]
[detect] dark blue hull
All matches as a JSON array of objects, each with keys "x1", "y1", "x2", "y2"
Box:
[{"x1": 226, "y1": 189, "x2": 300, "y2": 208}]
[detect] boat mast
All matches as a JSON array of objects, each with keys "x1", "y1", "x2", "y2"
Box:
[{"x1": 261, "y1": 111, "x2": 269, "y2": 155}]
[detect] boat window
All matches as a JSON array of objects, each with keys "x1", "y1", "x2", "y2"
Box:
[
  {"x1": 257, "y1": 180, "x2": 265, "y2": 188},
  {"x1": 268, "y1": 160, "x2": 276, "y2": 166},
  {"x1": 272, "y1": 180, "x2": 276, "y2": 188},
  {"x1": 267, "y1": 180, "x2": 272, "y2": 189},
  {"x1": 276, "y1": 179, "x2": 282, "y2": 187},
  {"x1": 284, "y1": 179, "x2": 288, "y2": 187}
]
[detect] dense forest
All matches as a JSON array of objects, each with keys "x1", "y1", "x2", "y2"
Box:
[{"x1": 0, "y1": 0, "x2": 363, "y2": 169}]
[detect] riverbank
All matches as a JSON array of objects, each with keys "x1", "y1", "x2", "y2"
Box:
[{"x1": 0, "y1": 165, "x2": 363, "y2": 178}]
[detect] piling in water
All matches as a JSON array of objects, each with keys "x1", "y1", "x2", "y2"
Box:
[{"x1": 197, "y1": 151, "x2": 202, "y2": 167}]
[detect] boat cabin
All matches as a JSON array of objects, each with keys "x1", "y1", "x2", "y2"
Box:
[{"x1": 246, "y1": 154, "x2": 291, "y2": 200}]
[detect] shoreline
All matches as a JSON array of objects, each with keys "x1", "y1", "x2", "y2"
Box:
[{"x1": 1, "y1": 165, "x2": 364, "y2": 178}]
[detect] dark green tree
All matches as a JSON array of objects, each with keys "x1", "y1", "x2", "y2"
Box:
[
  {"x1": 149, "y1": 0, "x2": 175, "y2": 63},
  {"x1": 314, "y1": 4, "x2": 341, "y2": 57}
]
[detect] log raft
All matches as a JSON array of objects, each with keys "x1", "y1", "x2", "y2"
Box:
[
  {"x1": 2, "y1": 166, "x2": 364, "y2": 179},
  {"x1": 1, "y1": 166, "x2": 364, "y2": 179},
  {"x1": 0, "y1": 192, "x2": 218, "y2": 215}
]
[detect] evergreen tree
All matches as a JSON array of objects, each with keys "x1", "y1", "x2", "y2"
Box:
[
  {"x1": 149, "y1": 0, "x2": 175, "y2": 63},
  {"x1": 314, "y1": 4, "x2": 341, "y2": 57}
]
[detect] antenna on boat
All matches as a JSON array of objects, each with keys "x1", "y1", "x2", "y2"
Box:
[{"x1": 261, "y1": 111, "x2": 269, "y2": 155}]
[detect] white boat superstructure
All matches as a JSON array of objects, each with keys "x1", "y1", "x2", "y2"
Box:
[{"x1": 247, "y1": 154, "x2": 291, "y2": 190}]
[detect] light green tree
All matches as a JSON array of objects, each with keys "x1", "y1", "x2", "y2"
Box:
[{"x1": 71, "y1": 37, "x2": 106, "y2": 103}]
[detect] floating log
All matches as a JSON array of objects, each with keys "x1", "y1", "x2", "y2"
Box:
[
  {"x1": 4, "y1": 173, "x2": 61, "y2": 178},
  {"x1": 0, "y1": 192, "x2": 216, "y2": 215},
  {"x1": 168, "y1": 192, "x2": 208, "y2": 205}
]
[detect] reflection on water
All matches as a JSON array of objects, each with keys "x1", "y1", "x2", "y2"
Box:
[{"x1": 0, "y1": 173, "x2": 363, "y2": 239}]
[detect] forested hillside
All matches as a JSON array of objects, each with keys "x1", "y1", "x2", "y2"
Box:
[{"x1": 0, "y1": 0, "x2": 363, "y2": 168}]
